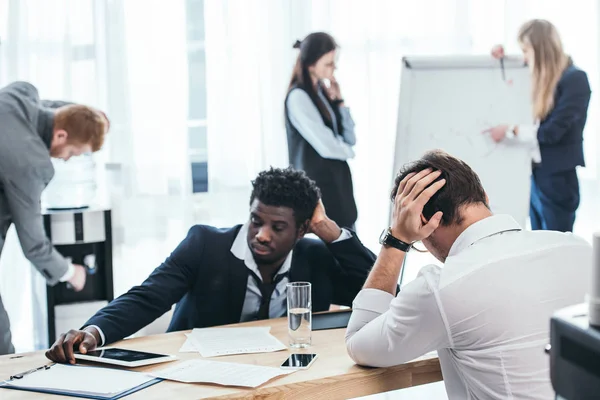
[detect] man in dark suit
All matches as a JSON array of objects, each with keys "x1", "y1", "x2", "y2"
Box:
[{"x1": 46, "y1": 167, "x2": 375, "y2": 364}]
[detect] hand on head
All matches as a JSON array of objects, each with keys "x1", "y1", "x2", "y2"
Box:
[
  {"x1": 45, "y1": 328, "x2": 99, "y2": 364},
  {"x1": 391, "y1": 168, "x2": 446, "y2": 243},
  {"x1": 308, "y1": 199, "x2": 328, "y2": 233}
]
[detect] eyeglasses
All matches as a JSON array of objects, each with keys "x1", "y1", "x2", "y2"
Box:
[{"x1": 411, "y1": 241, "x2": 429, "y2": 253}]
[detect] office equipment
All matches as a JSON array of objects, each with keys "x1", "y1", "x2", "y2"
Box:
[
  {"x1": 30, "y1": 206, "x2": 114, "y2": 349},
  {"x1": 42, "y1": 154, "x2": 97, "y2": 210},
  {"x1": 394, "y1": 55, "x2": 533, "y2": 226},
  {"x1": 550, "y1": 303, "x2": 600, "y2": 399},
  {"x1": 0, "y1": 363, "x2": 160, "y2": 399},
  {"x1": 74, "y1": 348, "x2": 176, "y2": 367},
  {"x1": 280, "y1": 353, "x2": 318, "y2": 369},
  {"x1": 185, "y1": 327, "x2": 287, "y2": 357},
  {"x1": 2, "y1": 317, "x2": 441, "y2": 399},
  {"x1": 151, "y1": 359, "x2": 294, "y2": 388},
  {"x1": 313, "y1": 309, "x2": 352, "y2": 330},
  {"x1": 589, "y1": 233, "x2": 600, "y2": 327}
]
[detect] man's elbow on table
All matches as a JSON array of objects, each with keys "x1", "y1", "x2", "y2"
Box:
[{"x1": 345, "y1": 332, "x2": 398, "y2": 368}]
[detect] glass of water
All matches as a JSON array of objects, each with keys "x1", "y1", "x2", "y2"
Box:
[{"x1": 287, "y1": 282, "x2": 312, "y2": 348}]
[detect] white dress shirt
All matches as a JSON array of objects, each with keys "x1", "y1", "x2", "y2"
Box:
[
  {"x1": 511, "y1": 123, "x2": 541, "y2": 163},
  {"x1": 286, "y1": 88, "x2": 356, "y2": 161},
  {"x1": 232, "y1": 222, "x2": 351, "y2": 322},
  {"x1": 91, "y1": 224, "x2": 352, "y2": 345},
  {"x1": 346, "y1": 215, "x2": 591, "y2": 400}
]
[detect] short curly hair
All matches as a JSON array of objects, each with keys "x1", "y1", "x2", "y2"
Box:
[{"x1": 250, "y1": 167, "x2": 321, "y2": 227}]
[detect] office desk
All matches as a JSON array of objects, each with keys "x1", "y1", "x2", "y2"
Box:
[{"x1": 0, "y1": 317, "x2": 442, "y2": 399}]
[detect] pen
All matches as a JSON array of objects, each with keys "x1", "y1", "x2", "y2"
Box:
[
  {"x1": 10, "y1": 363, "x2": 54, "y2": 380},
  {"x1": 500, "y1": 57, "x2": 506, "y2": 81}
]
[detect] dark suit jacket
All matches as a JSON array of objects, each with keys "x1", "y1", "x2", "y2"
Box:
[
  {"x1": 85, "y1": 224, "x2": 375, "y2": 345},
  {"x1": 537, "y1": 64, "x2": 591, "y2": 174}
]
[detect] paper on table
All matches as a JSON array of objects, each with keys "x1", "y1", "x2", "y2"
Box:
[
  {"x1": 187, "y1": 327, "x2": 287, "y2": 357},
  {"x1": 4, "y1": 364, "x2": 154, "y2": 395},
  {"x1": 179, "y1": 333, "x2": 199, "y2": 353},
  {"x1": 151, "y1": 359, "x2": 294, "y2": 388}
]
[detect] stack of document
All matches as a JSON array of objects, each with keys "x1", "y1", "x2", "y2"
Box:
[
  {"x1": 180, "y1": 327, "x2": 287, "y2": 357},
  {"x1": 151, "y1": 359, "x2": 294, "y2": 388},
  {"x1": 0, "y1": 364, "x2": 158, "y2": 399}
]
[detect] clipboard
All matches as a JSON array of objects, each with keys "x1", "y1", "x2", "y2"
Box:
[{"x1": 0, "y1": 363, "x2": 162, "y2": 399}]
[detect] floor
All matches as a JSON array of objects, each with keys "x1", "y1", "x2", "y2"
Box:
[
  {"x1": 1, "y1": 171, "x2": 598, "y2": 353},
  {"x1": 351, "y1": 381, "x2": 448, "y2": 400}
]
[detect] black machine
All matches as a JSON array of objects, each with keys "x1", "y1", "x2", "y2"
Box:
[
  {"x1": 32, "y1": 207, "x2": 114, "y2": 348},
  {"x1": 550, "y1": 303, "x2": 600, "y2": 400}
]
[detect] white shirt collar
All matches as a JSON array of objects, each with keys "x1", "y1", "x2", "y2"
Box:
[
  {"x1": 230, "y1": 222, "x2": 294, "y2": 281},
  {"x1": 448, "y1": 214, "x2": 522, "y2": 257}
]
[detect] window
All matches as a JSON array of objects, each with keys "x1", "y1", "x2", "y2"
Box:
[{"x1": 185, "y1": 0, "x2": 209, "y2": 193}]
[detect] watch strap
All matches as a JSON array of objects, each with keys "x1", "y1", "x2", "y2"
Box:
[{"x1": 381, "y1": 228, "x2": 411, "y2": 252}]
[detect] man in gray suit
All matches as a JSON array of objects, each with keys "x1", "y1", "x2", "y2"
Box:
[{"x1": 0, "y1": 81, "x2": 109, "y2": 354}]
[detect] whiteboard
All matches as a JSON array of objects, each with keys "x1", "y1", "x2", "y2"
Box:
[{"x1": 393, "y1": 55, "x2": 534, "y2": 226}]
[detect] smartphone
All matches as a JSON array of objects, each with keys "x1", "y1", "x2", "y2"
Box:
[{"x1": 280, "y1": 353, "x2": 318, "y2": 369}]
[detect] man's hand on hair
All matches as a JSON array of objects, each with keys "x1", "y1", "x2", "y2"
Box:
[
  {"x1": 309, "y1": 200, "x2": 342, "y2": 243},
  {"x1": 391, "y1": 168, "x2": 446, "y2": 243}
]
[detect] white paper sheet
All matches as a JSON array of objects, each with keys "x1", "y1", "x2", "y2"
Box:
[
  {"x1": 151, "y1": 359, "x2": 294, "y2": 388},
  {"x1": 186, "y1": 327, "x2": 287, "y2": 357},
  {"x1": 179, "y1": 333, "x2": 199, "y2": 353},
  {"x1": 4, "y1": 364, "x2": 154, "y2": 396}
]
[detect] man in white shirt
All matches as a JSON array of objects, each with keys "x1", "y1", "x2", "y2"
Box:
[{"x1": 345, "y1": 150, "x2": 591, "y2": 399}]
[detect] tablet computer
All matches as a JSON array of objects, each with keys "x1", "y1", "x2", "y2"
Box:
[
  {"x1": 74, "y1": 347, "x2": 176, "y2": 368},
  {"x1": 312, "y1": 309, "x2": 352, "y2": 331}
]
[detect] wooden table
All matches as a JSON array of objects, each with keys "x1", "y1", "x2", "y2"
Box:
[{"x1": 0, "y1": 316, "x2": 442, "y2": 399}]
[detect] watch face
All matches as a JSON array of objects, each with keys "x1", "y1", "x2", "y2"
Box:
[{"x1": 379, "y1": 229, "x2": 388, "y2": 244}]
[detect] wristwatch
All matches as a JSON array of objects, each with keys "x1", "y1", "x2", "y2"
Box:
[{"x1": 379, "y1": 228, "x2": 412, "y2": 252}]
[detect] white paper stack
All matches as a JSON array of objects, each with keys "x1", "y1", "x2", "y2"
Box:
[
  {"x1": 179, "y1": 327, "x2": 287, "y2": 357},
  {"x1": 151, "y1": 359, "x2": 294, "y2": 388},
  {"x1": 2, "y1": 364, "x2": 156, "y2": 398}
]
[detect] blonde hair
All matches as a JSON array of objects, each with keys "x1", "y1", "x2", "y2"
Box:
[
  {"x1": 518, "y1": 19, "x2": 570, "y2": 120},
  {"x1": 54, "y1": 105, "x2": 108, "y2": 152}
]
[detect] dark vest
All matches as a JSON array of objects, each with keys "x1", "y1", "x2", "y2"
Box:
[{"x1": 285, "y1": 85, "x2": 357, "y2": 228}]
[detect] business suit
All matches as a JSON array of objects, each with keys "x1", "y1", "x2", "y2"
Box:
[
  {"x1": 0, "y1": 82, "x2": 72, "y2": 354},
  {"x1": 530, "y1": 64, "x2": 591, "y2": 232},
  {"x1": 85, "y1": 224, "x2": 375, "y2": 345}
]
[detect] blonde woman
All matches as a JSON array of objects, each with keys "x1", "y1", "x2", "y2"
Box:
[{"x1": 484, "y1": 19, "x2": 591, "y2": 232}]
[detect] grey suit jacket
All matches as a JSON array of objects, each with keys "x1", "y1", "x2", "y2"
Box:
[{"x1": 0, "y1": 81, "x2": 69, "y2": 284}]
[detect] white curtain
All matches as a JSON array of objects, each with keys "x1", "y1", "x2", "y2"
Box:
[
  {"x1": 115, "y1": 0, "x2": 191, "y2": 197},
  {"x1": 204, "y1": 0, "x2": 600, "y2": 250},
  {"x1": 204, "y1": 0, "x2": 293, "y2": 191}
]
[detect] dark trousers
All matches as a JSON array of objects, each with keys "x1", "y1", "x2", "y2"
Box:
[
  {"x1": 0, "y1": 197, "x2": 15, "y2": 355},
  {"x1": 0, "y1": 293, "x2": 14, "y2": 355},
  {"x1": 530, "y1": 169, "x2": 580, "y2": 232}
]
